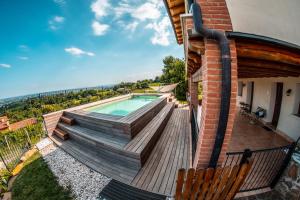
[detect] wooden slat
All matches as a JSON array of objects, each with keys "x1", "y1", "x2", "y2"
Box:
[
  {"x1": 190, "y1": 169, "x2": 205, "y2": 200},
  {"x1": 175, "y1": 169, "x2": 186, "y2": 200},
  {"x1": 182, "y1": 168, "x2": 195, "y2": 200},
  {"x1": 225, "y1": 162, "x2": 253, "y2": 200},
  {"x1": 198, "y1": 168, "x2": 214, "y2": 200}
]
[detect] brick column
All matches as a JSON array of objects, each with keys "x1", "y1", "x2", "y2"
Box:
[
  {"x1": 193, "y1": 0, "x2": 238, "y2": 169},
  {"x1": 189, "y1": 77, "x2": 199, "y2": 111}
]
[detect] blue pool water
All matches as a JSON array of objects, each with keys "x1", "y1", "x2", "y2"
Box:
[{"x1": 86, "y1": 95, "x2": 159, "y2": 116}]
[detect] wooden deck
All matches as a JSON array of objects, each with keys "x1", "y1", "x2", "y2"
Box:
[
  {"x1": 131, "y1": 107, "x2": 192, "y2": 196},
  {"x1": 50, "y1": 106, "x2": 191, "y2": 196}
]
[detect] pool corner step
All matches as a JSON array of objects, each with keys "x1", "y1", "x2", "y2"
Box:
[
  {"x1": 60, "y1": 116, "x2": 75, "y2": 125},
  {"x1": 53, "y1": 128, "x2": 69, "y2": 140}
]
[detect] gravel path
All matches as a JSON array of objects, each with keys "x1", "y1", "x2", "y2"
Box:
[{"x1": 40, "y1": 142, "x2": 111, "y2": 200}]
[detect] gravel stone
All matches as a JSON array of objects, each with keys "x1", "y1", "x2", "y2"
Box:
[{"x1": 40, "y1": 143, "x2": 111, "y2": 200}]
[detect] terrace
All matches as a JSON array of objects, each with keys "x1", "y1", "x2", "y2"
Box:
[{"x1": 228, "y1": 112, "x2": 291, "y2": 152}]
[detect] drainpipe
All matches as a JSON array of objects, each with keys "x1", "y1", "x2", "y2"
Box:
[{"x1": 191, "y1": 2, "x2": 232, "y2": 168}]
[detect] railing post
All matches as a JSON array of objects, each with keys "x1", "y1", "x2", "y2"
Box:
[
  {"x1": 0, "y1": 152, "x2": 10, "y2": 173},
  {"x1": 270, "y1": 142, "x2": 297, "y2": 188},
  {"x1": 240, "y1": 149, "x2": 252, "y2": 164},
  {"x1": 25, "y1": 130, "x2": 32, "y2": 148}
]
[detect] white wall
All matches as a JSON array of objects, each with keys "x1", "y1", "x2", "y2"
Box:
[
  {"x1": 237, "y1": 77, "x2": 300, "y2": 141},
  {"x1": 226, "y1": 0, "x2": 300, "y2": 46}
]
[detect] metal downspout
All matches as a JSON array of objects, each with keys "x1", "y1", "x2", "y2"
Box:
[{"x1": 191, "y1": 2, "x2": 232, "y2": 168}]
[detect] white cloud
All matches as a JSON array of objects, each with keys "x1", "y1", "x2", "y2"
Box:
[
  {"x1": 92, "y1": 21, "x2": 109, "y2": 36},
  {"x1": 19, "y1": 45, "x2": 29, "y2": 51},
  {"x1": 65, "y1": 47, "x2": 95, "y2": 56},
  {"x1": 0, "y1": 64, "x2": 11, "y2": 68},
  {"x1": 132, "y1": 2, "x2": 161, "y2": 21},
  {"x1": 54, "y1": 16, "x2": 64, "y2": 23},
  {"x1": 18, "y1": 56, "x2": 29, "y2": 60},
  {"x1": 53, "y1": 0, "x2": 66, "y2": 7},
  {"x1": 115, "y1": 1, "x2": 161, "y2": 21},
  {"x1": 114, "y1": 3, "x2": 133, "y2": 18},
  {"x1": 91, "y1": 0, "x2": 110, "y2": 19},
  {"x1": 49, "y1": 16, "x2": 65, "y2": 30},
  {"x1": 146, "y1": 16, "x2": 171, "y2": 46},
  {"x1": 125, "y1": 21, "x2": 139, "y2": 32}
]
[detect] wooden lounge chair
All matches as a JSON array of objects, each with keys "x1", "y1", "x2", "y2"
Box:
[{"x1": 174, "y1": 160, "x2": 253, "y2": 200}]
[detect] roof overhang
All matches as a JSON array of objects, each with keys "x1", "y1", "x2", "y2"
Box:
[
  {"x1": 229, "y1": 33, "x2": 300, "y2": 79},
  {"x1": 163, "y1": 0, "x2": 186, "y2": 44}
]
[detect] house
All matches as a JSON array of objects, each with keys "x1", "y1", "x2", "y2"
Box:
[
  {"x1": 0, "y1": 116, "x2": 9, "y2": 131},
  {"x1": 0, "y1": 116, "x2": 37, "y2": 132},
  {"x1": 164, "y1": 0, "x2": 299, "y2": 194}
]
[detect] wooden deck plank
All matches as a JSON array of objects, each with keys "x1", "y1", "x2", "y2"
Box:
[
  {"x1": 143, "y1": 114, "x2": 178, "y2": 190},
  {"x1": 156, "y1": 109, "x2": 185, "y2": 194},
  {"x1": 154, "y1": 110, "x2": 182, "y2": 193},
  {"x1": 131, "y1": 119, "x2": 173, "y2": 187},
  {"x1": 131, "y1": 107, "x2": 191, "y2": 196},
  {"x1": 162, "y1": 111, "x2": 186, "y2": 194}
]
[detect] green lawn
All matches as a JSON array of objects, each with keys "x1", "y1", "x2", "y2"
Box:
[{"x1": 12, "y1": 152, "x2": 73, "y2": 200}]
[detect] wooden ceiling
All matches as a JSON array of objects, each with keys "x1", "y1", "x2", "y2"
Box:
[
  {"x1": 236, "y1": 39, "x2": 300, "y2": 78},
  {"x1": 164, "y1": 0, "x2": 186, "y2": 44}
]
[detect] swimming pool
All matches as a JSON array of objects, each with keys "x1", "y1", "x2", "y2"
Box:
[{"x1": 86, "y1": 95, "x2": 159, "y2": 116}]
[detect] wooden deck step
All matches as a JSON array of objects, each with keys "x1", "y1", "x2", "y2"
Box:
[
  {"x1": 125, "y1": 103, "x2": 175, "y2": 165},
  {"x1": 57, "y1": 123, "x2": 141, "y2": 170},
  {"x1": 99, "y1": 179, "x2": 166, "y2": 200},
  {"x1": 50, "y1": 134, "x2": 137, "y2": 184},
  {"x1": 60, "y1": 116, "x2": 75, "y2": 125},
  {"x1": 53, "y1": 128, "x2": 69, "y2": 140},
  {"x1": 58, "y1": 123, "x2": 129, "y2": 149}
]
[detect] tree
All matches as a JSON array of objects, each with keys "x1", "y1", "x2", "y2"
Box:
[
  {"x1": 160, "y1": 56, "x2": 185, "y2": 84},
  {"x1": 160, "y1": 56, "x2": 187, "y2": 101}
]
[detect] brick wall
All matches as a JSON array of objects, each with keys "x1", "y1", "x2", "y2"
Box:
[{"x1": 192, "y1": 0, "x2": 238, "y2": 168}]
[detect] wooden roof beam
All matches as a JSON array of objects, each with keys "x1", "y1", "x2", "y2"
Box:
[
  {"x1": 167, "y1": 0, "x2": 185, "y2": 9},
  {"x1": 188, "y1": 52, "x2": 202, "y2": 64},
  {"x1": 188, "y1": 39, "x2": 205, "y2": 55},
  {"x1": 170, "y1": 6, "x2": 185, "y2": 17},
  {"x1": 238, "y1": 58, "x2": 300, "y2": 74},
  {"x1": 237, "y1": 48, "x2": 300, "y2": 66}
]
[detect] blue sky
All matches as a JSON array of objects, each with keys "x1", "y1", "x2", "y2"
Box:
[{"x1": 0, "y1": 0, "x2": 183, "y2": 99}]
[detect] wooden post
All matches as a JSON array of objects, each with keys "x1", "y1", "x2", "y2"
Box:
[
  {"x1": 25, "y1": 130, "x2": 32, "y2": 148},
  {"x1": 0, "y1": 152, "x2": 10, "y2": 173},
  {"x1": 4, "y1": 136, "x2": 11, "y2": 152}
]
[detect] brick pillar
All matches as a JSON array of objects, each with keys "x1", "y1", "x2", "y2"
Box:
[
  {"x1": 193, "y1": 0, "x2": 237, "y2": 169},
  {"x1": 189, "y1": 77, "x2": 199, "y2": 111}
]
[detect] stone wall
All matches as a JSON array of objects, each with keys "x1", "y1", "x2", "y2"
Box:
[{"x1": 275, "y1": 146, "x2": 300, "y2": 199}]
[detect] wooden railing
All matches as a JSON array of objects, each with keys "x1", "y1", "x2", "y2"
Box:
[{"x1": 174, "y1": 159, "x2": 253, "y2": 200}]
